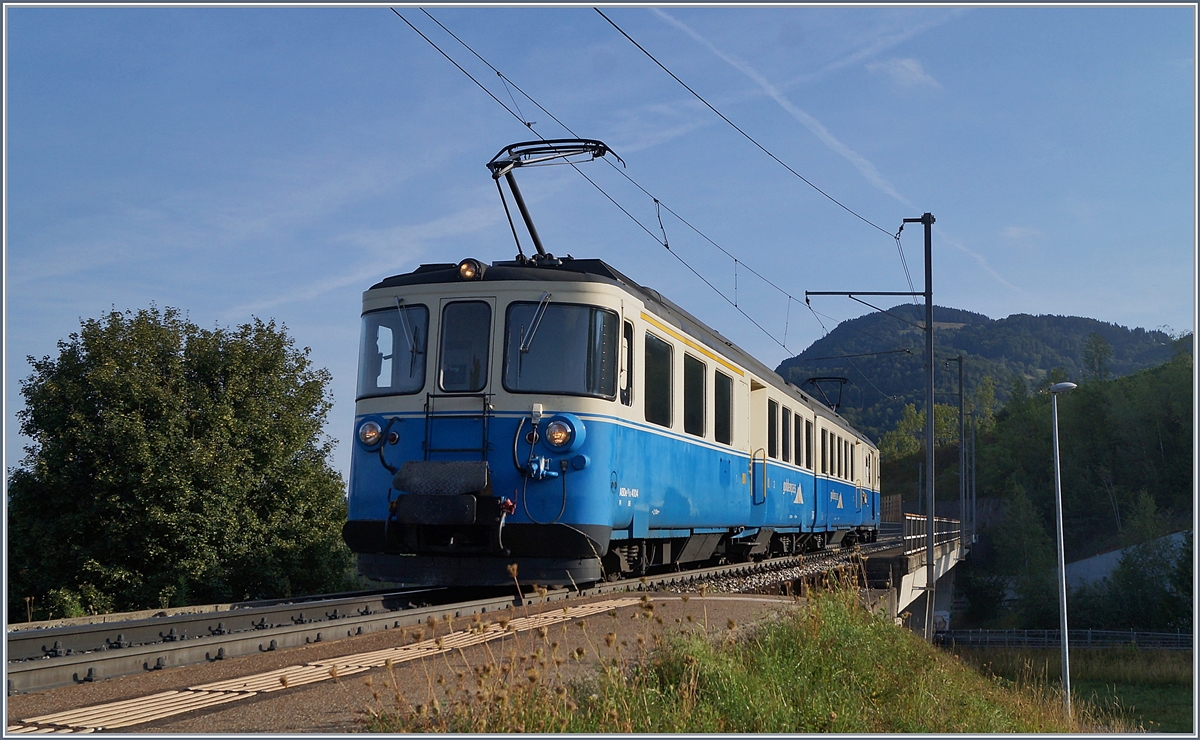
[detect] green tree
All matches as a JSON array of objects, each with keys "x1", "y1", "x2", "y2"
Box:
[
  {"x1": 1005, "y1": 371, "x2": 1028, "y2": 406},
  {"x1": 1082, "y1": 332, "x2": 1113, "y2": 381},
  {"x1": 878, "y1": 404, "x2": 923, "y2": 460},
  {"x1": 877, "y1": 403, "x2": 960, "y2": 461},
  {"x1": 1069, "y1": 532, "x2": 1190, "y2": 631},
  {"x1": 972, "y1": 375, "x2": 996, "y2": 435},
  {"x1": 988, "y1": 482, "x2": 1058, "y2": 628},
  {"x1": 7, "y1": 307, "x2": 354, "y2": 619},
  {"x1": 1119, "y1": 490, "x2": 1168, "y2": 547}
]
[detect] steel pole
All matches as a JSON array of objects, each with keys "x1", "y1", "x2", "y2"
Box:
[
  {"x1": 958, "y1": 356, "x2": 965, "y2": 544},
  {"x1": 914, "y1": 213, "x2": 937, "y2": 639},
  {"x1": 964, "y1": 410, "x2": 974, "y2": 542},
  {"x1": 1051, "y1": 388, "x2": 1072, "y2": 717}
]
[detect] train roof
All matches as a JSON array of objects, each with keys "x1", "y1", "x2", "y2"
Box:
[{"x1": 370, "y1": 257, "x2": 868, "y2": 443}]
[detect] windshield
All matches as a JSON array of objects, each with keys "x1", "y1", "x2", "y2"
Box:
[
  {"x1": 503, "y1": 302, "x2": 618, "y2": 398},
  {"x1": 357, "y1": 304, "x2": 428, "y2": 399}
]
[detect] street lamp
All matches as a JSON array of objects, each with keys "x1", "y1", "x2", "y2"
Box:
[{"x1": 1049, "y1": 380, "x2": 1077, "y2": 717}]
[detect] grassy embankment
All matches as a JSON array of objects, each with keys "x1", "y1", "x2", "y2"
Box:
[
  {"x1": 364, "y1": 583, "x2": 1135, "y2": 733},
  {"x1": 953, "y1": 646, "x2": 1193, "y2": 733}
]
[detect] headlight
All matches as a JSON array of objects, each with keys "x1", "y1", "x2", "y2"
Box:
[
  {"x1": 358, "y1": 420, "x2": 382, "y2": 446},
  {"x1": 542, "y1": 413, "x2": 586, "y2": 453},
  {"x1": 458, "y1": 258, "x2": 486, "y2": 280},
  {"x1": 544, "y1": 420, "x2": 572, "y2": 448}
]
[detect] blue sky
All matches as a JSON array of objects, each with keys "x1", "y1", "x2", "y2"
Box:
[{"x1": 4, "y1": 5, "x2": 1196, "y2": 480}]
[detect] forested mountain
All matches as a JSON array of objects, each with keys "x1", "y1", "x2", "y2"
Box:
[
  {"x1": 775, "y1": 304, "x2": 1180, "y2": 442},
  {"x1": 946, "y1": 348, "x2": 1193, "y2": 630}
]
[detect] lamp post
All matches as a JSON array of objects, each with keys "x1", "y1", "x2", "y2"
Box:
[{"x1": 1050, "y1": 380, "x2": 1076, "y2": 717}]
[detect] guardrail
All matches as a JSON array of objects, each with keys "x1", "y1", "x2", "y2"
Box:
[
  {"x1": 902, "y1": 513, "x2": 961, "y2": 555},
  {"x1": 934, "y1": 629, "x2": 1192, "y2": 650}
]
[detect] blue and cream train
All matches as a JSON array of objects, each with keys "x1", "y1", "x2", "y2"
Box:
[{"x1": 343, "y1": 256, "x2": 880, "y2": 586}]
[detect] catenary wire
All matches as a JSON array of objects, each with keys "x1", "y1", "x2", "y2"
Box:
[
  {"x1": 403, "y1": 8, "x2": 800, "y2": 353},
  {"x1": 796, "y1": 348, "x2": 913, "y2": 363},
  {"x1": 401, "y1": 9, "x2": 922, "y2": 372},
  {"x1": 421, "y1": 6, "x2": 928, "y2": 374},
  {"x1": 418, "y1": 8, "x2": 807, "y2": 315},
  {"x1": 595, "y1": 7, "x2": 896, "y2": 240},
  {"x1": 598, "y1": 7, "x2": 924, "y2": 312}
]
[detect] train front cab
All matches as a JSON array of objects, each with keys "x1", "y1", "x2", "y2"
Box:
[{"x1": 345, "y1": 273, "x2": 640, "y2": 586}]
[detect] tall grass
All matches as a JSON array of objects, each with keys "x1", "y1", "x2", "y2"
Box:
[
  {"x1": 953, "y1": 645, "x2": 1192, "y2": 685},
  {"x1": 366, "y1": 582, "x2": 1133, "y2": 733},
  {"x1": 954, "y1": 646, "x2": 1193, "y2": 732}
]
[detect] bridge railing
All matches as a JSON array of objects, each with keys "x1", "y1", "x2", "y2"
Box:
[
  {"x1": 934, "y1": 629, "x2": 1192, "y2": 650},
  {"x1": 902, "y1": 513, "x2": 960, "y2": 555}
]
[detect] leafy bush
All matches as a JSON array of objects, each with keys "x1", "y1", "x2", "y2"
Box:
[{"x1": 8, "y1": 306, "x2": 354, "y2": 619}]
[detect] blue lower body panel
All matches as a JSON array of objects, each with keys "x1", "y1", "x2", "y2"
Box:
[{"x1": 345, "y1": 409, "x2": 878, "y2": 585}]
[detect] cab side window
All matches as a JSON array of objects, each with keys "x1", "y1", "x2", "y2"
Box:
[{"x1": 620, "y1": 321, "x2": 634, "y2": 406}]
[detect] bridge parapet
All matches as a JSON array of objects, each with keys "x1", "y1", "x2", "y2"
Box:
[
  {"x1": 863, "y1": 517, "x2": 965, "y2": 622},
  {"x1": 902, "y1": 512, "x2": 962, "y2": 555}
]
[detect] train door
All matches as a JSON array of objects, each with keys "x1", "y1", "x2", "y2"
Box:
[
  {"x1": 747, "y1": 380, "x2": 768, "y2": 526},
  {"x1": 427, "y1": 297, "x2": 496, "y2": 460},
  {"x1": 852, "y1": 439, "x2": 864, "y2": 525},
  {"x1": 610, "y1": 303, "x2": 636, "y2": 531},
  {"x1": 813, "y1": 422, "x2": 827, "y2": 535}
]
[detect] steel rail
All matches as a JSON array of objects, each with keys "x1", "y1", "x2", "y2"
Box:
[
  {"x1": 7, "y1": 534, "x2": 900, "y2": 696},
  {"x1": 7, "y1": 588, "x2": 451, "y2": 662},
  {"x1": 7, "y1": 592, "x2": 515, "y2": 696}
]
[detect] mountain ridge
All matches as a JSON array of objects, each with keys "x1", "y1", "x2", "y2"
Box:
[{"x1": 775, "y1": 304, "x2": 1180, "y2": 442}]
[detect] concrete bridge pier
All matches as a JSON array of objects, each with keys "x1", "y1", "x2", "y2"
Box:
[{"x1": 863, "y1": 538, "x2": 964, "y2": 634}]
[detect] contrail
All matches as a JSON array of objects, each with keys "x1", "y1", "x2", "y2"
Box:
[
  {"x1": 653, "y1": 8, "x2": 1017, "y2": 292},
  {"x1": 652, "y1": 8, "x2": 912, "y2": 207}
]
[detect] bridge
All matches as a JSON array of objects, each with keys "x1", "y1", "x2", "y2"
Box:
[{"x1": 864, "y1": 513, "x2": 967, "y2": 633}]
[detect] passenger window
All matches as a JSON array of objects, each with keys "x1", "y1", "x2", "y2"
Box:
[
  {"x1": 644, "y1": 333, "x2": 672, "y2": 427},
  {"x1": 781, "y1": 408, "x2": 791, "y2": 463},
  {"x1": 794, "y1": 415, "x2": 803, "y2": 468},
  {"x1": 620, "y1": 321, "x2": 634, "y2": 406},
  {"x1": 806, "y1": 420, "x2": 814, "y2": 471},
  {"x1": 767, "y1": 400, "x2": 779, "y2": 459},
  {"x1": 821, "y1": 429, "x2": 828, "y2": 475},
  {"x1": 439, "y1": 301, "x2": 490, "y2": 392},
  {"x1": 833, "y1": 434, "x2": 838, "y2": 477},
  {"x1": 714, "y1": 371, "x2": 733, "y2": 445},
  {"x1": 683, "y1": 354, "x2": 705, "y2": 437}
]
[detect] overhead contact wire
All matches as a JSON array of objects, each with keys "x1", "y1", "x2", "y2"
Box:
[
  {"x1": 403, "y1": 8, "x2": 915, "y2": 377},
  {"x1": 420, "y1": 8, "x2": 804, "y2": 307},
  {"x1": 594, "y1": 7, "x2": 895, "y2": 239},
  {"x1": 598, "y1": 7, "x2": 923, "y2": 313},
  {"x1": 408, "y1": 8, "x2": 798, "y2": 353}
]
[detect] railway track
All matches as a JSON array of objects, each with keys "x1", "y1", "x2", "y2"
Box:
[{"x1": 7, "y1": 535, "x2": 900, "y2": 696}]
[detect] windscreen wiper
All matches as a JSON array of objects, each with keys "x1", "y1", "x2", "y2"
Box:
[
  {"x1": 517, "y1": 292, "x2": 553, "y2": 377},
  {"x1": 394, "y1": 297, "x2": 421, "y2": 376}
]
